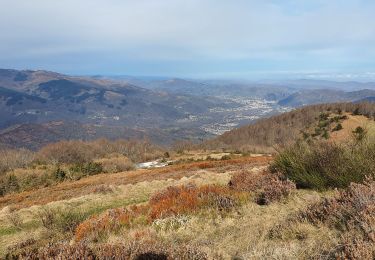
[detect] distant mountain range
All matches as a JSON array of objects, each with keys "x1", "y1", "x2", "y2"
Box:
[
  {"x1": 277, "y1": 89, "x2": 375, "y2": 107},
  {"x1": 2, "y1": 68, "x2": 375, "y2": 149},
  {"x1": 0, "y1": 69, "x2": 221, "y2": 129}
]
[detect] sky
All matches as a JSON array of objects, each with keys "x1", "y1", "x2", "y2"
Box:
[{"x1": 1, "y1": 0, "x2": 375, "y2": 80}]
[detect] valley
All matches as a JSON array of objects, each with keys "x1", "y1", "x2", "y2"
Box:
[{"x1": 4, "y1": 69, "x2": 375, "y2": 149}]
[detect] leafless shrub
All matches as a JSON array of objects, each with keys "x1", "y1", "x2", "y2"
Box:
[
  {"x1": 96, "y1": 155, "x2": 134, "y2": 173},
  {"x1": 36, "y1": 140, "x2": 96, "y2": 165},
  {"x1": 0, "y1": 148, "x2": 34, "y2": 175},
  {"x1": 35, "y1": 138, "x2": 164, "y2": 165}
]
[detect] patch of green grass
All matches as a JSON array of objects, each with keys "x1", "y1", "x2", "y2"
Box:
[{"x1": 0, "y1": 226, "x2": 19, "y2": 236}]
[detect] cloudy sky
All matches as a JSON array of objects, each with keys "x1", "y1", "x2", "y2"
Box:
[{"x1": 1, "y1": 0, "x2": 375, "y2": 79}]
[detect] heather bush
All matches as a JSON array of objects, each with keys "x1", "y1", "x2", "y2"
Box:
[
  {"x1": 271, "y1": 139, "x2": 375, "y2": 190},
  {"x1": 299, "y1": 179, "x2": 375, "y2": 259},
  {"x1": 7, "y1": 241, "x2": 207, "y2": 260},
  {"x1": 229, "y1": 170, "x2": 295, "y2": 205}
]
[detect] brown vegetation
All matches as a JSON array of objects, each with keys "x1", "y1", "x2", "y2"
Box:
[
  {"x1": 0, "y1": 138, "x2": 162, "y2": 197},
  {"x1": 0, "y1": 155, "x2": 271, "y2": 210},
  {"x1": 7, "y1": 240, "x2": 207, "y2": 260},
  {"x1": 0, "y1": 149, "x2": 34, "y2": 175},
  {"x1": 74, "y1": 166, "x2": 295, "y2": 244},
  {"x1": 36, "y1": 138, "x2": 164, "y2": 165},
  {"x1": 229, "y1": 170, "x2": 296, "y2": 205},
  {"x1": 299, "y1": 178, "x2": 375, "y2": 259}
]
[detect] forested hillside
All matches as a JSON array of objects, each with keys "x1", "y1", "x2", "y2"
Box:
[{"x1": 205, "y1": 102, "x2": 375, "y2": 152}]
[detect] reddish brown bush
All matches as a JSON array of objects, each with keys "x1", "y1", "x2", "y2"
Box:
[
  {"x1": 149, "y1": 184, "x2": 241, "y2": 220},
  {"x1": 75, "y1": 205, "x2": 148, "y2": 242},
  {"x1": 229, "y1": 170, "x2": 296, "y2": 205}
]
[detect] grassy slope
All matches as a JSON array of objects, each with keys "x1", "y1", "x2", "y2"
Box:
[{"x1": 0, "y1": 155, "x2": 270, "y2": 256}]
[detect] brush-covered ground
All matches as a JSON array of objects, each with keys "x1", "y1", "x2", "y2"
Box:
[{"x1": 0, "y1": 108, "x2": 374, "y2": 259}]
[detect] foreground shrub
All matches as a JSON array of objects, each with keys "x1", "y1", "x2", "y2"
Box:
[
  {"x1": 7, "y1": 241, "x2": 207, "y2": 260},
  {"x1": 229, "y1": 170, "x2": 296, "y2": 205},
  {"x1": 300, "y1": 179, "x2": 375, "y2": 259},
  {"x1": 271, "y1": 140, "x2": 375, "y2": 190}
]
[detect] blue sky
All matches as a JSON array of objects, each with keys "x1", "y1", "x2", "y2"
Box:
[{"x1": 1, "y1": 0, "x2": 375, "y2": 80}]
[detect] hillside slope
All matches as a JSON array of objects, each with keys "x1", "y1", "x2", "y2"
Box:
[{"x1": 205, "y1": 102, "x2": 375, "y2": 152}]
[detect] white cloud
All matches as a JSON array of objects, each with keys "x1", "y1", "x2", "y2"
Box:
[{"x1": 0, "y1": 0, "x2": 375, "y2": 75}]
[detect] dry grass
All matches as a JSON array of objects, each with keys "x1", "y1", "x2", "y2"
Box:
[
  {"x1": 0, "y1": 153, "x2": 348, "y2": 259},
  {"x1": 74, "y1": 190, "x2": 336, "y2": 259},
  {"x1": 330, "y1": 114, "x2": 375, "y2": 142},
  {"x1": 74, "y1": 183, "x2": 247, "y2": 243},
  {"x1": 0, "y1": 155, "x2": 271, "y2": 210},
  {"x1": 0, "y1": 167, "x2": 233, "y2": 256}
]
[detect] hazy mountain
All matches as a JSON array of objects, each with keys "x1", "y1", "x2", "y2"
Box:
[
  {"x1": 258, "y1": 79, "x2": 375, "y2": 91},
  {"x1": 0, "y1": 69, "x2": 222, "y2": 130},
  {"x1": 278, "y1": 89, "x2": 375, "y2": 107}
]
